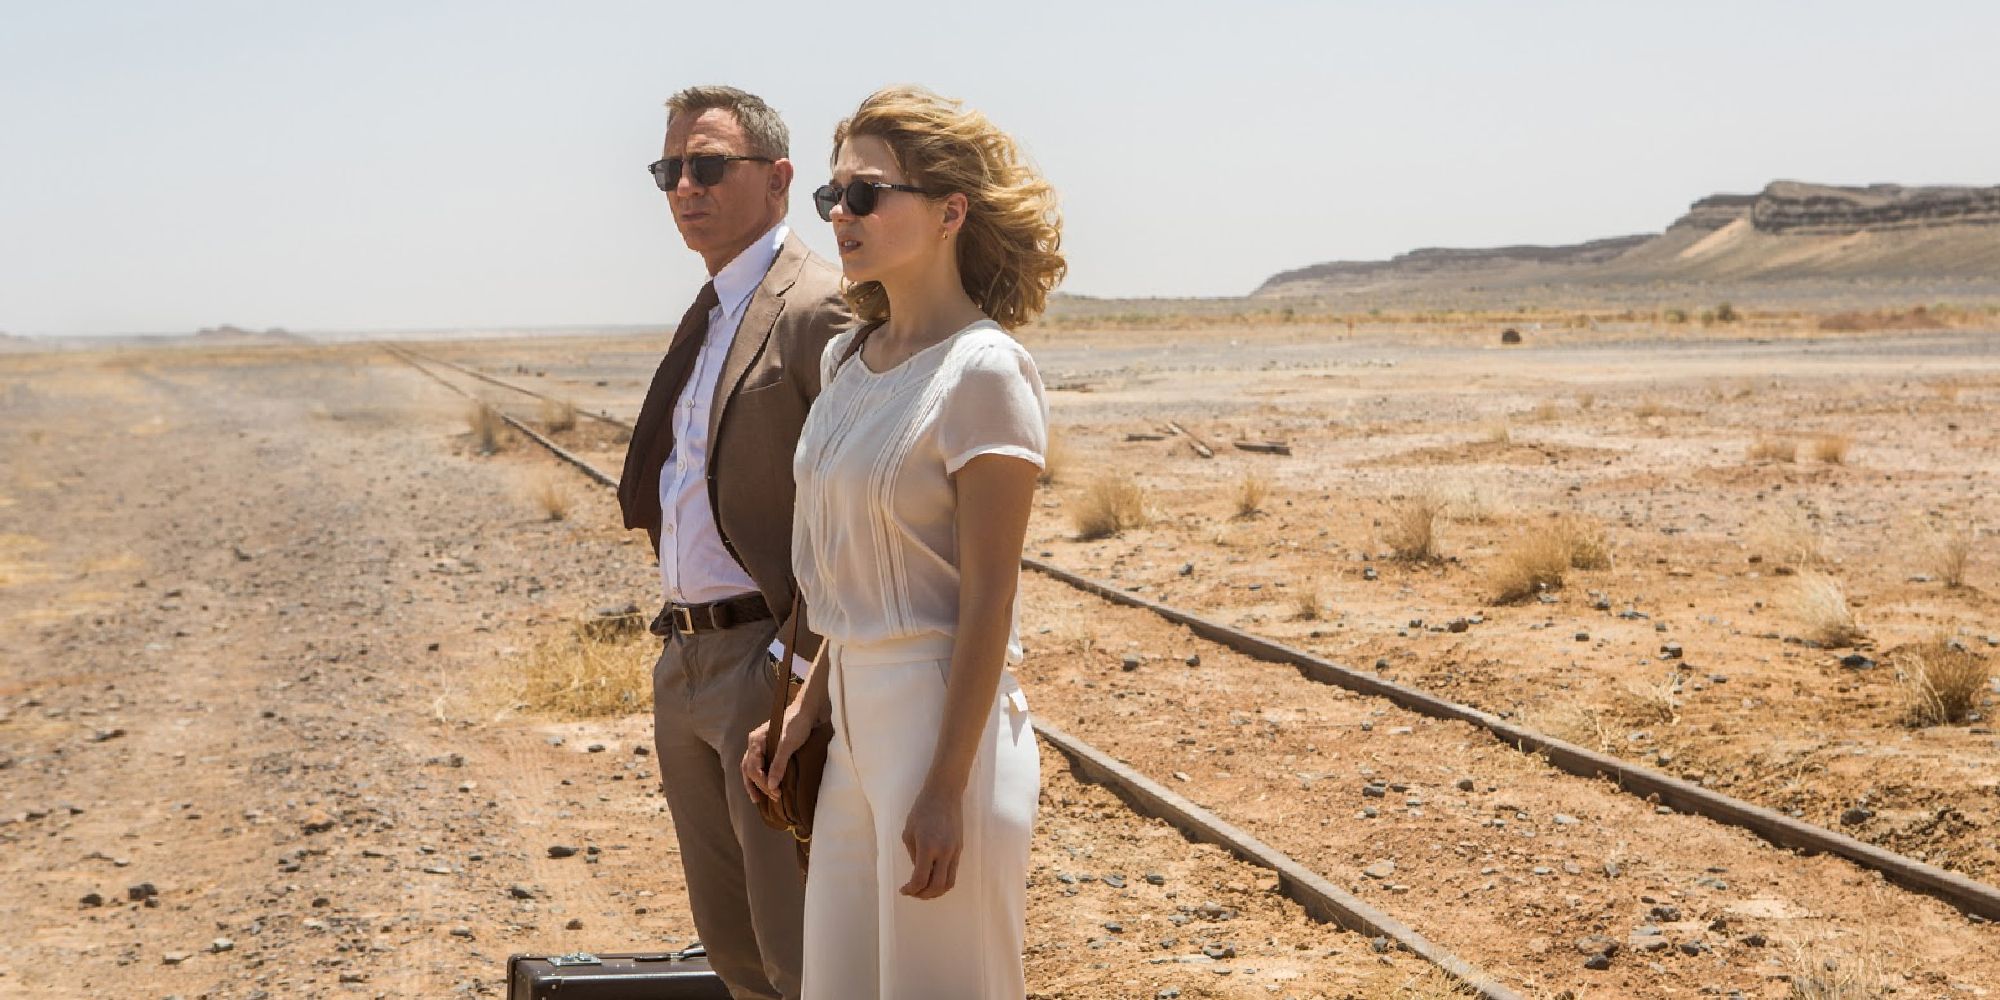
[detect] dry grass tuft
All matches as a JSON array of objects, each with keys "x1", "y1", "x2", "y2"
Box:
[
  {"x1": 1633, "y1": 397, "x2": 1665, "y2": 419},
  {"x1": 1039, "y1": 428, "x2": 1070, "y2": 486},
  {"x1": 1520, "y1": 699, "x2": 1613, "y2": 752},
  {"x1": 1781, "y1": 573, "x2": 1864, "y2": 647},
  {"x1": 1527, "y1": 400, "x2": 1561, "y2": 423},
  {"x1": 1234, "y1": 473, "x2": 1268, "y2": 519},
  {"x1": 1576, "y1": 392, "x2": 1597, "y2": 410},
  {"x1": 1554, "y1": 514, "x2": 1613, "y2": 570},
  {"x1": 507, "y1": 623, "x2": 656, "y2": 718},
  {"x1": 1897, "y1": 638, "x2": 1991, "y2": 727},
  {"x1": 539, "y1": 397, "x2": 578, "y2": 432},
  {"x1": 1290, "y1": 584, "x2": 1321, "y2": 621},
  {"x1": 1481, "y1": 421, "x2": 1513, "y2": 445},
  {"x1": 1923, "y1": 521, "x2": 1974, "y2": 588},
  {"x1": 1072, "y1": 475, "x2": 1148, "y2": 540},
  {"x1": 1488, "y1": 526, "x2": 1572, "y2": 603},
  {"x1": 1810, "y1": 434, "x2": 1851, "y2": 464},
  {"x1": 1622, "y1": 671, "x2": 1683, "y2": 725},
  {"x1": 527, "y1": 472, "x2": 573, "y2": 521},
  {"x1": 1359, "y1": 967, "x2": 1479, "y2": 998},
  {"x1": 1750, "y1": 507, "x2": 1827, "y2": 570},
  {"x1": 466, "y1": 403, "x2": 505, "y2": 454},
  {"x1": 1383, "y1": 492, "x2": 1449, "y2": 561},
  {"x1": 1779, "y1": 937, "x2": 1882, "y2": 1000},
  {"x1": 1748, "y1": 436, "x2": 1798, "y2": 463}
]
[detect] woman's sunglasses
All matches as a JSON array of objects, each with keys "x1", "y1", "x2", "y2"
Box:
[
  {"x1": 648, "y1": 154, "x2": 772, "y2": 191},
  {"x1": 812, "y1": 180, "x2": 929, "y2": 221}
]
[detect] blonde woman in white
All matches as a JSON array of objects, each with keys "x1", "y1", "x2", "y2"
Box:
[{"x1": 742, "y1": 85, "x2": 1064, "y2": 999}]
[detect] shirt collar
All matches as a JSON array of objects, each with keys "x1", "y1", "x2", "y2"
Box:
[{"x1": 710, "y1": 221, "x2": 789, "y2": 319}]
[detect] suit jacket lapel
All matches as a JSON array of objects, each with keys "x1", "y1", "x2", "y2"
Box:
[{"x1": 706, "y1": 233, "x2": 809, "y2": 450}]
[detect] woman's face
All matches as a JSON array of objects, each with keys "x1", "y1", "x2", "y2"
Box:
[{"x1": 827, "y1": 135, "x2": 945, "y2": 286}]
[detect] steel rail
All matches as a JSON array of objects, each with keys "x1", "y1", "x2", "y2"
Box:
[
  {"x1": 384, "y1": 342, "x2": 1522, "y2": 997},
  {"x1": 388, "y1": 341, "x2": 2000, "y2": 925}
]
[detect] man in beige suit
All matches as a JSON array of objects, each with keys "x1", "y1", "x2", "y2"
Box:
[{"x1": 617, "y1": 85, "x2": 848, "y2": 1000}]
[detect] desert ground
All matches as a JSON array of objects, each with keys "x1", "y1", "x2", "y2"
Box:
[{"x1": 3, "y1": 317, "x2": 1997, "y2": 998}]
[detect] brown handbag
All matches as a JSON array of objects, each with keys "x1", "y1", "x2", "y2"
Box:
[{"x1": 754, "y1": 592, "x2": 833, "y2": 872}]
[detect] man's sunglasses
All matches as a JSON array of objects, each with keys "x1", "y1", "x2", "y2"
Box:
[
  {"x1": 812, "y1": 180, "x2": 929, "y2": 221},
  {"x1": 648, "y1": 154, "x2": 772, "y2": 191}
]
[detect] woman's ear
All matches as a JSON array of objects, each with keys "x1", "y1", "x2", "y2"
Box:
[{"x1": 943, "y1": 192, "x2": 970, "y2": 234}]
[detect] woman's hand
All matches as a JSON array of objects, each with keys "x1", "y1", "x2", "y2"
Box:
[
  {"x1": 900, "y1": 787, "x2": 964, "y2": 899},
  {"x1": 742, "y1": 703, "x2": 815, "y2": 803}
]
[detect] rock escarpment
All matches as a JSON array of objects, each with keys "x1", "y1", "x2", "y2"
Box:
[{"x1": 1256, "y1": 180, "x2": 2000, "y2": 299}]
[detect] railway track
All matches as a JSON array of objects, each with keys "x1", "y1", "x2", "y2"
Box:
[{"x1": 385, "y1": 342, "x2": 2000, "y2": 995}]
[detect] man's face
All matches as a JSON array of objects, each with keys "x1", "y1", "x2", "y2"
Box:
[{"x1": 660, "y1": 108, "x2": 785, "y2": 266}]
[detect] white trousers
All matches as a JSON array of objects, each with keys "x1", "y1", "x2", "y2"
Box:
[{"x1": 802, "y1": 635, "x2": 1040, "y2": 1000}]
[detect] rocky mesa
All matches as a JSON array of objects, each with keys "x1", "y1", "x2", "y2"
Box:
[{"x1": 1256, "y1": 180, "x2": 2000, "y2": 301}]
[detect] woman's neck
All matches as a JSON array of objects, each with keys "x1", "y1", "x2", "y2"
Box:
[{"x1": 876, "y1": 255, "x2": 986, "y2": 349}]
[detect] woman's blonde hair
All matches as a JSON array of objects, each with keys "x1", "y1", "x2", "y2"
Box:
[{"x1": 832, "y1": 86, "x2": 1065, "y2": 330}]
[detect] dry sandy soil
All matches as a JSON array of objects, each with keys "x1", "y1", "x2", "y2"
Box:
[
  {"x1": 1, "y1": 344, "x2": 1449, "y2": 999},
  {"x1": 5, "y1": 323, "x2": 1998, "y2": 998}
]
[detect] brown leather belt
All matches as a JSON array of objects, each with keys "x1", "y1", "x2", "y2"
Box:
[{"x1": 650, "y1": 593, "x2": 773, "y2": 638}]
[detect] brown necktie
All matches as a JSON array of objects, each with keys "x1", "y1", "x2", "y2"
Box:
[{"x1": 617, "y1": 281, "x2": 721, "y2": 533}]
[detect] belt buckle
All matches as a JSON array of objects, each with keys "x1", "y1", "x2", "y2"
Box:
[{"x1": 674, "y1": 605, "x2": 697, "y2": 635}]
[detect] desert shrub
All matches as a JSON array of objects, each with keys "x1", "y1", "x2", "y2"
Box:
[
  {"x1": 1291, "y1": 584, "x2": 1321, "y2": 621},
  {"x1": 1072, "y1": 475, "x2": 1148, "y2": 540},
  {"x1": 1779, "y1": 938, "x2": 1881, "y2": 1000},
  {"x1": 1555, "y1": 514, "x2": 1613, "y2": 570},
  {"x1": 1897, "y1": 638, "x2": 1991, "y2": 727},
  {"x1": 1781, "y1": 573, "x2": 1863, "y2": 647},
  {"x1": 1750, "y1": 507, "x2": 1826, "y2": 569},
  {"x1": 1234, "y1": 474, "x2": 1268, "y2": 518},
  {"x1": 467, "y1": 403, "x2": 505, "y2": 454},
  {"x1": 539, "y1": 397, "x2": 577, "y2": 432},
  {"x1": 1923, "y1": 521, "x2": 1974, "y2": 588},
  {"x1": 1810, "y1": 434, "x2": 1851, "y2": 464},
  {"x1": 1748, "y1": 437, "x2": 1798, "y2": 462},
  {"x1": 508, "y1": 622, "x2": 656, "y2": 718},
  {"x1": 527, "y1": 471, "x2": 572, "y2": 521},
  {"x1": 1384, "y1": 492, "x2": 1449, "y2": 561},
  {"x1": 1039, "y1": 429, "x2": 1071, "y2": 486},
  {"x1": 1488, "y1": 527, "x2": 1571, "y2": 603}
]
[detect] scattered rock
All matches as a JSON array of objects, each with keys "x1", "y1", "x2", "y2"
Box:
[
  {"x1": 1840, "y1": 807, "x2": 1873, "y2": 826},
  {"x1": 1362, "y1": 861, "x2": 1396, "y2": 880},
  {"x1": 210, "y1": 938, "x2": 234, "y2": 953},
  {"x1": 547, "y1": 845, "x2": 580, "y2": 859},
  {"x1": 1121, "y1": 655, "x2": 1142, "y2": 672}
]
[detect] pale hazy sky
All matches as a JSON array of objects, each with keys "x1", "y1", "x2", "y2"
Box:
[{"x1": 4, "y1": 1, "x2": 1996, "y2": 337}]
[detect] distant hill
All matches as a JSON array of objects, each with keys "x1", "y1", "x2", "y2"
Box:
[
  {"x1": 190, "y1": 324, "x2": 311, "y2": 345},
  {"x1": 1255, "y1": 181, "x2": 2000, "y2": 304}
]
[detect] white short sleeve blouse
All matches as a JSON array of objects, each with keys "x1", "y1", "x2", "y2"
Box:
[{"x1": 791, "y1": 319, "x2": 1048, "y2": 659}]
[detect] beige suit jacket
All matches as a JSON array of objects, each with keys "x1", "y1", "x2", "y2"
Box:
[{"x1": 618, "y1": 232, "x2": 851, "y2": 655}]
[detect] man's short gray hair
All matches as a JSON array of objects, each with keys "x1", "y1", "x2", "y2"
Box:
[{"x1": 665, "y1": 85, "x2": 790, "y2": 160}]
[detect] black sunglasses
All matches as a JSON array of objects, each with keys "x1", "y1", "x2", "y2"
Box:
[
  {"x1": 813, "y1": 180, "x2": 929, "y2": 221},
  {"x1": 649, "y1": 154, "x2": 772, "y2": 191}
]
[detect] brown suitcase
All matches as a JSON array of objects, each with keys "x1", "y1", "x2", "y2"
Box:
[{"x1": 506, "y1": 944, "x2": 731, "y2": 998}]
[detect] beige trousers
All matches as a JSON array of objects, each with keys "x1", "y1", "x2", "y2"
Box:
[
  {"x1": 802, "y1": 635, "x2": 1040, "y2": 1000},
  {"x1": 652, "y1": 619, "x2": 805, "y2": 1000}
]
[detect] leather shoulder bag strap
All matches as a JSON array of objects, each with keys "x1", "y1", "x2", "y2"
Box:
[
  {"x1": 764, "y1": 591, "x2": 806, "y2": 770},
  {"x1": 760, "y1": 325, "x2": 876, "y2": 764}
]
